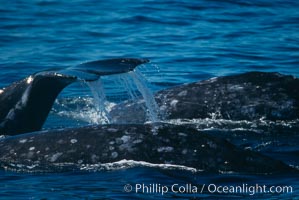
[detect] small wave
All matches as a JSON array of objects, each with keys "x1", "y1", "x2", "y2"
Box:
[
  {"x1": 2, "y1": 160, "x2": 201, "y2": 173},
  {"x1": 79, "y1": 159, "x2": 200, "y2": 173}
]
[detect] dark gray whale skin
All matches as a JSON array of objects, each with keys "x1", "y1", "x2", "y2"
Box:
[
  {"x1": 0, "y1": 73, "x2": 76, "y2": 135},
  {"x1": 0, "y1": 123, "x2": 294, "y2": 173},
  {"x1": 110, "y1": 72, "x2": 299, "y2": 123}
]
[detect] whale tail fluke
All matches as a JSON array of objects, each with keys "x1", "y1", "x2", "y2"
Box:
[
  {"x1": 0, "y1": 58, "x2": 149, "y2": 135},
  {"x1": 57, "y1": 58, "x2": 149, "y2": 81}
]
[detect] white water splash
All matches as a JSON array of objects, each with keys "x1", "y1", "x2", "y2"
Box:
[
  {"x1": 0, "y1": 135, "x2": 7, "y2": 139},
  {"x1": 52, "y1": 97, "x2": 116, "y2": 125},
  {"x1": 53, "y1": 69, "x2": 161, "y2": 125}
]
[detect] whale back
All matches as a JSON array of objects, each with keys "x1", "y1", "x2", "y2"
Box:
[{"x1": 110, "y1": 72, "x2": 299, "y2": 123}]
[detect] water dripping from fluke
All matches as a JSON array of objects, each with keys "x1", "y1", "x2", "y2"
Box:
[
  {"x1": 129, "y1": 69, "x2": 161, "y2": 123},
  {"x1": 86, "y1": 78, "x2": 111, "y2": 124},
  {"x1": 85, "y1": 69, "x2": 161, "y2": 125}
]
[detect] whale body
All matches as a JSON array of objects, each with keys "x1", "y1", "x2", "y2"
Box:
[
  {"x1": 0, "y1": 123, "x2": 293, "y2": 173},
  {"x1": 110, "y1": 72, "x2": 299, "y2": 123}
]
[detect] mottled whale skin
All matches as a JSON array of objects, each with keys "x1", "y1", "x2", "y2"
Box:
[
  {"x1": 110, "y1": 72, "x2": 299, "y2": 123},
  {"x1": 0, "y1": 58, "x2": 148, "y2": 135},
  {"x1": 0, "y1": 123, "x2": 293, "y2": 173}
]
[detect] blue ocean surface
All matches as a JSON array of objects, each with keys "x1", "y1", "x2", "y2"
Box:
[{"x1": 0, "y1": 0, "x2": 299, "y2": 199}]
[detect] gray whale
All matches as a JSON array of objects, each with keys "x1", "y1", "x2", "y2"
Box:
[
  {"x1": 0, "y1": 123, "x2": 293, "y2": 173},
  {"x1": 110, "y1": 72, "x2": 299, "y2": 123},
  {"x1": 0, "y1": 61, "x2": 298, "y2": 173}
]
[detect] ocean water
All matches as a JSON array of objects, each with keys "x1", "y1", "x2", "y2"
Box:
[{"x1": 0, "y1": 0, "x2": 299, "y2": 199}]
